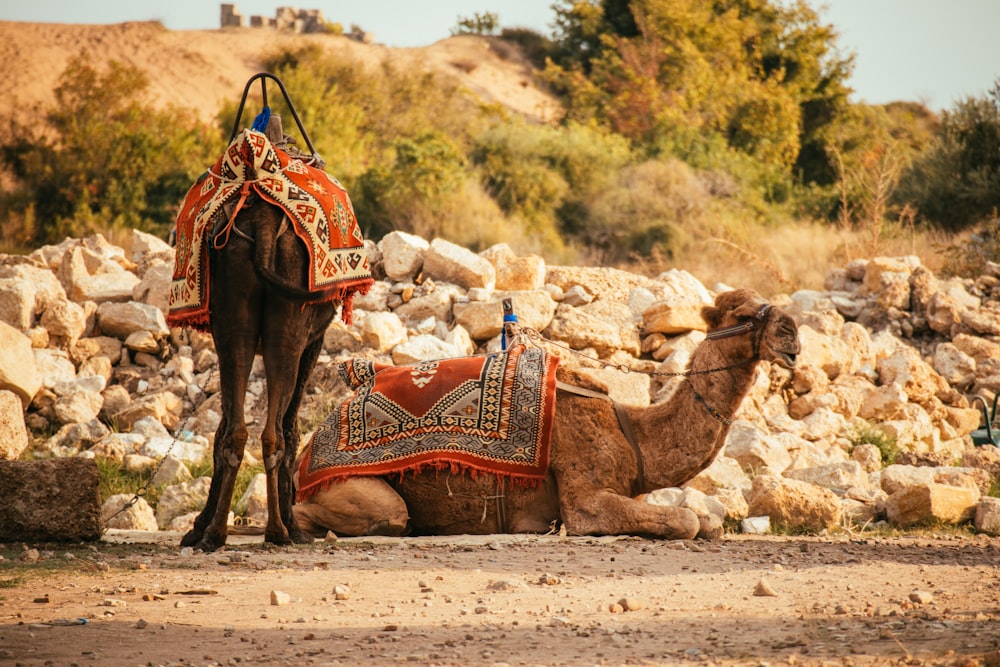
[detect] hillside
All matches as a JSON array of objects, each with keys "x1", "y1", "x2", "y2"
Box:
[{"x1": 0, "y1": 20, "x2": 561, "y2": 132}]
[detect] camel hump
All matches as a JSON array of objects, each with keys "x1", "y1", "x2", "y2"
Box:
[{"x1": 556, "y1": 366, "x2": 609, "y2": 394}]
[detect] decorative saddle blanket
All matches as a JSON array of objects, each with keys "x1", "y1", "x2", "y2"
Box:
[
  {"x1": 296, "y1": 344, "x2": 560, "y2": 501},
  {"x1": 167, "y1": 128, "x2": 373, "y2": 331}
]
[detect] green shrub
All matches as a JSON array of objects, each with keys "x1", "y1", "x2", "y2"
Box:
[
  {"x1": 0, "y1": 56, "x2": 222, "y2": 244},
  {"x1": 849, "y1": 422, "x2": 898, "y2": 466}
]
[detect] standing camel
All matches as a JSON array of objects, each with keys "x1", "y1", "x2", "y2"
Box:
[
  {"x1": 168, "y1": 117, "x2": 371, "y2": 552},
  {"x1": 293, "y1": 288, "x2": 800, "y2": 540},
  {"x1": 180, "y1": 202, "x2": 337, "y2": 552}
]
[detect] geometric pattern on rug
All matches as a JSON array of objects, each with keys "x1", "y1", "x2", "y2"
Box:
[{"x1": 296, "y1": 344, "x2": 559, "y2": 501}]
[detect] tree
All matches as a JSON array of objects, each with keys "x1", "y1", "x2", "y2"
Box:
[
  {"x1": 543, "y1": 0, "x2": 854, "y2": 186},
  {"x1": 1, "y1": 56, "x2": 220, "y2": 243},
  {"x1": 897, "y1": 82, "x2": 1000, "y2": 230}
]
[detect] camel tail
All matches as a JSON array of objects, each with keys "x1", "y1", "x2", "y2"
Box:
[{"x1": 252, "y1": 213, "x2": 343, "y2": 304}]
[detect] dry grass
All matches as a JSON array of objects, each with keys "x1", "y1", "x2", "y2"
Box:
[{"x1": 625, "y1": 219, "x2": 955, "y2": 299}]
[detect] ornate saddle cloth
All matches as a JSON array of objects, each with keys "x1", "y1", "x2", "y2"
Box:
[
  {"x1": 296, "y1": 344, "x2": 560, "y2": 501},
  {"x1": 167, "y1": 129, "x2": 373, "y2": 331}
]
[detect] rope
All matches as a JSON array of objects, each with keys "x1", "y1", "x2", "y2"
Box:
[
  {"x1": 511, "y1": 323, "x2": 755, "y2": 378},
  {"x1": 251, "y1": 106, "x2": 271, "y2": 133}
]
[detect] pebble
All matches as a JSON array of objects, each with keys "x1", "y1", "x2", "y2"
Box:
[
  {"x1": 333, "y1": 584, "x2": 351, "y2": 600},
  {"x1": 909, "y1": 590, "x2": 934, "y2": 605},
  {"x1": 270, "y1": 590, "x2": 292, "y2": 606},
  {"x1": 618, "y1": 597, "x2": 643, "y2": 611},
  {"x1": 18, "y1": 549, "x2": 40, "y2": 563},
  {"x1": 753, "y1": 578, "x2": 777, "y2": 597}
]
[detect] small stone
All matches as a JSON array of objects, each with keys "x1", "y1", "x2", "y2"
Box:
[
  {"x1": 270, "y1": 590, "x2": 291, "y2": 606},
  {"x1": 103, "y1": 598, "x2": 127, "y2": 607},
  {"x1": 618, "y1": 597, "x2": 643, "y2": 611},
  {"x1": 333, "y1": 584, "x2": 351, "y2": 600},
  {"x1": 18, "y1": 548, "x2": 40, "y2": 563},
  {"x1": 753, "y1": 579, "x2": 777, "y2": 597},
  {"x1": 909, "y1": 590, "x2": 934, "y2": 605},
  {"x1": 539, "y1": 573, "x2": 561, "y2": 585},
  {"x1": 136, "y1": 619, "x2": 148, "y2": 629},
  {"x1": 608, "y1": 602, "x2": 624, "y2": 613}
]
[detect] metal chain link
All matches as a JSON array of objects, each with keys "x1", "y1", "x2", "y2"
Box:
[{"x1": 101, "y1": 435, "x2": 181, "y2": 530}]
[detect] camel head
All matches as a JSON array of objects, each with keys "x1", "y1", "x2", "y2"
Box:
[{"x1": 701, "y1": 289, "x2": 799, "y2": 369}]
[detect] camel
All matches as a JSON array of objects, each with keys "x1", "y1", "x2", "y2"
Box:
[
  {"x1": 178, "y1": 199, "x2": 339, "y2": 552},
  {"x1": 293, "y1": 288, "x2": 800, "y2": 540}
]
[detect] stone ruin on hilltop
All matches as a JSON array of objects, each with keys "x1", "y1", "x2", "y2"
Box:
[{"x1": 219, "y1": 3, "x2": 372, "y2": 41}]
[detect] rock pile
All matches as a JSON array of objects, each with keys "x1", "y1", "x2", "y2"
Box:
[{"x1": 1, "y1": 229, "x2": 999, "y2": 539}]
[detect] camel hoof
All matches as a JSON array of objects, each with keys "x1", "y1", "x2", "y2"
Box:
[
  {"x1": 191, "y1": 535, "x2": 227, "y2": 553},
  {"x1": 265, "y1": 530, "x2": 293, "y2": 547},
  {"x1": 289, "y1": 528, "x2": 314, "y2": 545},
  {"x1": 180, "y1": 529, "x2": 203, "y2": 547}
]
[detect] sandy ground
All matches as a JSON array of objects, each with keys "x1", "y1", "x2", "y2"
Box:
[{"x1": 2, "y1": 531, "x2": 1000, "y2": 667}]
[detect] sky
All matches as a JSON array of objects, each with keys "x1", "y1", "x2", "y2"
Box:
[{"x1": 1, "y1": 1, "x2": 998, "y2": 112}]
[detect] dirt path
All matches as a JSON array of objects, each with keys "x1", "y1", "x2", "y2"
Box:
[{"x1": 2, "y1": 531, "x2": 999, "y2": 666}]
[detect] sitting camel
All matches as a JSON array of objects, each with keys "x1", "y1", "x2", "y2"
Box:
[{"x1": 293, "y1": 288, "x2": 800, "y2": 540}]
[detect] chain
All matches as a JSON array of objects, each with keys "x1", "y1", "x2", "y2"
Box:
[
  {"x1": 512, "y1": 324, "x2": 756, "y2": 378},
  {"x1": 102, "y1": 435, "x2": 181, "y2": 530}
]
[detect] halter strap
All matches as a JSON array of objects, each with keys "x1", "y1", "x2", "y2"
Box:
[{"x1": 705, "y1": 303, "x2": 772, "y2": 340}]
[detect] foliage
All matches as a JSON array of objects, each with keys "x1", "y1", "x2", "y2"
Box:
[
  {"x1": 543, "y1": 0, "x2": 854, "y2": 189},
  {"x1": 354, "y1": 132, "x2": 468, "y2": 240},
  {"x1": 939, "y1": 217, "x2": 1000, "y2": 278},
  {"x1": 0, "y1": 56, "x2": 222, "y2": 245},
  {"x1": 96, "y1": 456, "x2": 164, "y2": 507},
  {"x1": 584, "y1": 158, "x2": 707, "y2": 262},
  {"x1": 849, "y1": 422, "x2": 898, "y2": 466},
  {"x1": 471, "y1": 118, "x2": 633, "y2": 254},
  {"x1": 896, "y1": 82, "x2": 1000, "y2": 231},
  {"x1": 452, "y1": 12, "x2": 499, "y2": 36}
]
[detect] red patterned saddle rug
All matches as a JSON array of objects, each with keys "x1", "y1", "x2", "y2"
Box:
[
  {"x1": 167, "y1": 129, "x2": 373, "y2": 331},
  {"x1": 296, "y1": 344, "x2": 560, "y2": 501}
]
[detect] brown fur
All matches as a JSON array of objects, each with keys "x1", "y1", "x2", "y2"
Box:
[
  {"x1": 180, "y1": 198, "x2": 337, "y2": 552},
  {"x1": 298, "y1": 288, "x2": 800, "y2": 540}
]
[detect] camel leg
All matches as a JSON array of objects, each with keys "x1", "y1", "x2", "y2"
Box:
[
  {"x1": 258, "y1": 300, "x2": 329, "y2": 545},
  {"x1": 293, "y1": 477, "x2": 409, "y2": 537},
  {"x1": 559, "y1": 491, "x2": 700, "y2": 540},
  {"x1": 182, "y1": 315, "x2": 257, "y2": 551},
  {"x1": 276, "y1": 328, "x2": 330, "y2": 544}
]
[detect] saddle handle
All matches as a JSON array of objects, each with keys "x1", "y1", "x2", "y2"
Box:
[{"x1": 228, "y1": 72, "x2": 318, "y2": 157}]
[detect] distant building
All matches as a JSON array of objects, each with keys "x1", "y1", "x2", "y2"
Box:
[{"x1": 219, "y1": 3, "x2": 339, "y2": 35}]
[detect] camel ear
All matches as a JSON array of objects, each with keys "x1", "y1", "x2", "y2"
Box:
[{"x1": 702, "y1": 304, "x2": 724, "y2": 329}]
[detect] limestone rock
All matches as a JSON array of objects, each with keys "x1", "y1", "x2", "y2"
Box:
[
  {"x1": 783, "y1": 461, "x2": 868, "y2": 495},
  {"x1": 234, "y1": 473, "x2": 268, "y2": 525},
  {"x1": 392, "y1": 334, "x2": 461, "y2": 364},
  {"x1": 156, "y1": 477, "x2": 212, "y2": 529},
  {"x1": 0, "y1": 389, "x2": 30, "y2": 460},
  {"x1": 747, "y1": 474, "x2": 842, "y2": 532},
  {"x1": 0, "y1": 278, "x2": 37, "y2": 331},
  {"x1": 452, "y1": 290, "x2": 557, "y2": 341},
  {"x1": 379, "y1": 230, "x2": 428, "y2": 282},
  {"x1": 543, "y1": 303, "x2": 623, "y2": 357},
  {"x1": 885, "y1": 482, "x2": 979, "y2": 527},
  {"x1": 723, "y1": 422, "x2": 792, "y2": 475},
  {"x1": 102, "y1": 494, "x2": 159, "y2": 531},
  {"x1": 0, "y1": 458, "x2": 102, "y2": 542},
  {"x1": 0, "y1": 320, "x2": 42, "y2": 407},
  {"x1": 422, "y1": 238, "x2": 495, "y2": 289},
  {"x1": 974, "y1": 497, "x2": 1000, "y2": 535},
  {"x1": 358, "y1": 311, "x2": 407, "y2": 352},
  {"x1": 641, "y1": 301, "x2": 707, "y2": 335}
]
